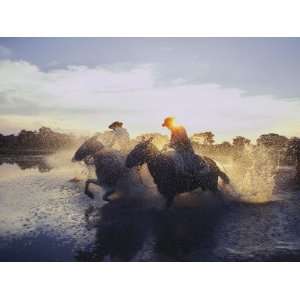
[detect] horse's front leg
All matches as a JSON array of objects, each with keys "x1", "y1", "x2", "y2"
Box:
[
  {"x1": 102, "y1": 187, "x2": 115, "y2": 202},
  {"x1": 84, "y1": 179, "x2": 99, "y2": 199}
]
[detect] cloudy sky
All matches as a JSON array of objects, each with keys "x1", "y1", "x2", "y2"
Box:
[{"x1": 0, "y1": 38, "x2": 300, "y2": 142}]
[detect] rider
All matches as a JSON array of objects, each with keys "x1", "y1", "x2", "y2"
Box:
[
  {"x1": 162, "y1": 117, "x2": 193, "y2": 152},
  {"x1": 162, "y1": 116, "x2": 206, "y2": 178},
  {"x1": 108, "y1": 121, "x2": 130, "y2": 152}
]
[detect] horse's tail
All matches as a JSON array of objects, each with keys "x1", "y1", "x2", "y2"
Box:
[{"x1": 218, "y1": 170, "x2": 230, "y2": 184}]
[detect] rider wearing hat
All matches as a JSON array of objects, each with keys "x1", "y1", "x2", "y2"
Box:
[
  {"x1": 162, "y1": 116, "x2": 205, "y2": 178},
  {"x1": 162, "y1": 117, "x2": 193, "y2": 153},
  {"x1": 108, "y1": 121, "x2": 130, "y2": 152}
]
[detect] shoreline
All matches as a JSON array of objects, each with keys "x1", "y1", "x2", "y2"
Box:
[{"x1": 0, "y1": 148, "x2": 73, "y2": 156}]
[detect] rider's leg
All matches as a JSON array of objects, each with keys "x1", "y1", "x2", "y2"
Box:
[{"x1": 183, "y1": 153, "x2": 201, "y2": 179}]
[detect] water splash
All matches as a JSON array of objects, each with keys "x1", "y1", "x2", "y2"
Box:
[{"x1": 225, "y1": 146, "x2": 278, "y2": 202}]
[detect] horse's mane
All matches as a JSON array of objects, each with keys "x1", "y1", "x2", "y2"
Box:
[{"x1": 95, "y1": 147, "x2": 125, "y2": 164}]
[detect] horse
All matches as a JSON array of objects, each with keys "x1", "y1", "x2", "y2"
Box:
[
  {"x1": 72, "y1": 135, "x2": 139, "y2": 201},
  {"x1": 125, "y1": 138, "x2": 230, "y2": 208}
]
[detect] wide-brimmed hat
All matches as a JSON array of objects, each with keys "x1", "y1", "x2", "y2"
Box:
[
  {"x1": 162, "y1": 117, "x2": 174, "y2": 127},
  {"x1": 109, "y1": 121, "x2": 123, "y2": 129}
]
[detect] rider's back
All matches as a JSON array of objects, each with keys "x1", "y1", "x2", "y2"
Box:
[{"x1": 170, "y1": 125, "x2": 193, "y2": 152}]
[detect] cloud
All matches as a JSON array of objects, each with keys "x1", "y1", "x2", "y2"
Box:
[
  {"x1": 3, "y1": 38, "x2": 300, "y2": 98},
  {"x1": 0, "y1": 60, "x2": 152, "y2": 111},
  {"x1": 0, "y1": 59, "x2": 300, "y2": 141}
]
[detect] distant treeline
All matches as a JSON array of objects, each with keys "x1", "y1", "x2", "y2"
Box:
[
  {"x1": 0, "y1": 127, "x2": 80, "y2": 154},
  {"x1": 136, "y1": 131, "x2": 299, "y2": 156},
  {"x1": 189, "y1": 131, "x2": 300, "y2": 164},
  {"x1": 188, "y1": 132, "x2": 300, "y2": 183},
  {"x1": 1, "y1": 127, "x2": 300, "y2": 167}
]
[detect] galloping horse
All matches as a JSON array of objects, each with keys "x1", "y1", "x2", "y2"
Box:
[
  {"x1": 126, "y1": 138, "x2": 230, "y2": 208},
  {"x1": 72, "y1": 136, "x2": 139, "y2": 201}
]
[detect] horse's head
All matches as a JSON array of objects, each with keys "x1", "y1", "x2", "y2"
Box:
[
  {"x1": 72, "y1": 135, "x2": 104, "y2": 162},
  {"x1": 126, "y1": 137, "x2": 155, "y2": 168}
]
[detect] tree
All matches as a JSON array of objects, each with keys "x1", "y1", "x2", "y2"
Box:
[
  {"x1": 232, "y1": 136, "x2": 251, "y2": 148},
  {"x1": 18, "y1": 130, "x2": 37, "y2": 147},
  {"x1": 220, "y1": 141, "x2": 232, "y2": 148},
  {"x1": 232, "y1": 136, "x2": 251, "y2": 163},
  {"x1": 0, "y1": 127, "x2": 76, "y2": 153},
  {"x1": 214, "y1": 141, "x2": 232, "y2": 156},
  {"x1": 256, "y1": 133, "x2": 289, "y2": 166},
  {"x1": 192, "y1": 131, "x2": 215, "y2": 145},
  {"x1": 39, "y1": 127, "x2": 53, "y2": 135},
  {"x1": 256, "y1": 133, "x2": 288, "y2": 149}
]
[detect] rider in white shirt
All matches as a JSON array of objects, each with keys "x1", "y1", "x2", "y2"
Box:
[{"x1": 108, "y1": 121, "x2": 130, "y2": 153}]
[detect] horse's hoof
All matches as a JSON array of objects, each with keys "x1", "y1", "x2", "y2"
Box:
[
  {"x1": 85, "y1": 205, "x2": 95, "y2": 216},
  {"x1": 86, "y1": 192, "x2": 94, "y2": 199}
]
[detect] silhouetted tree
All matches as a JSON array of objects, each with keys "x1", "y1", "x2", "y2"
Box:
[
  {"x1": 0, "y1": 127, "x2": 77, "y2": 153},
  {"x1": 256, "y1": 133, "x2": 288, "y2": 149},
  {"x1": 192, "y1": 131, "x2": 215, "y2": 145},
  {"x1": 215, "y1": 141, "x2": 232, "y2": 156},
  {"x1": 232, "y1": 136, "x2": 251, "y2": 163},
  {"x1": 257, "y1": 133, "x2": 288, "y2": 165},
  {"x1": 232, "y1": 136, "x2": 251, "y2": 148}
]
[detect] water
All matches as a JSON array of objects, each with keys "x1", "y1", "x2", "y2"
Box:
[
  {"x1": 0, "y1": 152, "x2": 103, "y2": 261},
  {"x1": 1, "y1": 151, "x2": 300, "y2": 261}
]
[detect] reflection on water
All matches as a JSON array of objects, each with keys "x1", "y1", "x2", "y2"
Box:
[
  {"x1": 0, "y1": 155, "x2": 52, "y2": 173},
  {"x1": 1, "y1": 152, "x2": 300, "y2": 261}
]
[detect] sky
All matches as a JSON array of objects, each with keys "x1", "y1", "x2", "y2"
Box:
[{"x1": 0, "y1": 37, "x2": 300, "y2": 142}]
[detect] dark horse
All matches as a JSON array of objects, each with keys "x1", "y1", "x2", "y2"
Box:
[
  {"x1": 126, "y1": 138, "x2": 230, "y2": 208},
  {"x1": 72, "y1": 135, "x2": 139, "y2": 201}
]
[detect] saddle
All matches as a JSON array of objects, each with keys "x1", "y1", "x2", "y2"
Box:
[{"x1": 165, "y1": 150, "x2": 210, "y2": 179}]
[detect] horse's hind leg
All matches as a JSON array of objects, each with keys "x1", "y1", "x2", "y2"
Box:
[
  {"x1": 165, "y1": 195, "x2": 175, "y2": 209},
  {"x1": 85, "y1": 179, "x2": 98, "y2": 199}
]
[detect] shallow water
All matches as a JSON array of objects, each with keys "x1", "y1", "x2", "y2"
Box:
[
  {"x1": 0, "y1": 152, "x2": 103, "y2": 261},
  {"x1": 0, "y1": 152, "x2": 300, "y2": 261}
]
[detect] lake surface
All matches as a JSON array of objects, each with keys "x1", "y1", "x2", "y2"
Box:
[
  {"x1": 0, "y1": 152, "x2": 102, "y2": 261},
  {"x1": 1, "y1": 152, "x2": 300, "y2": 261}
]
